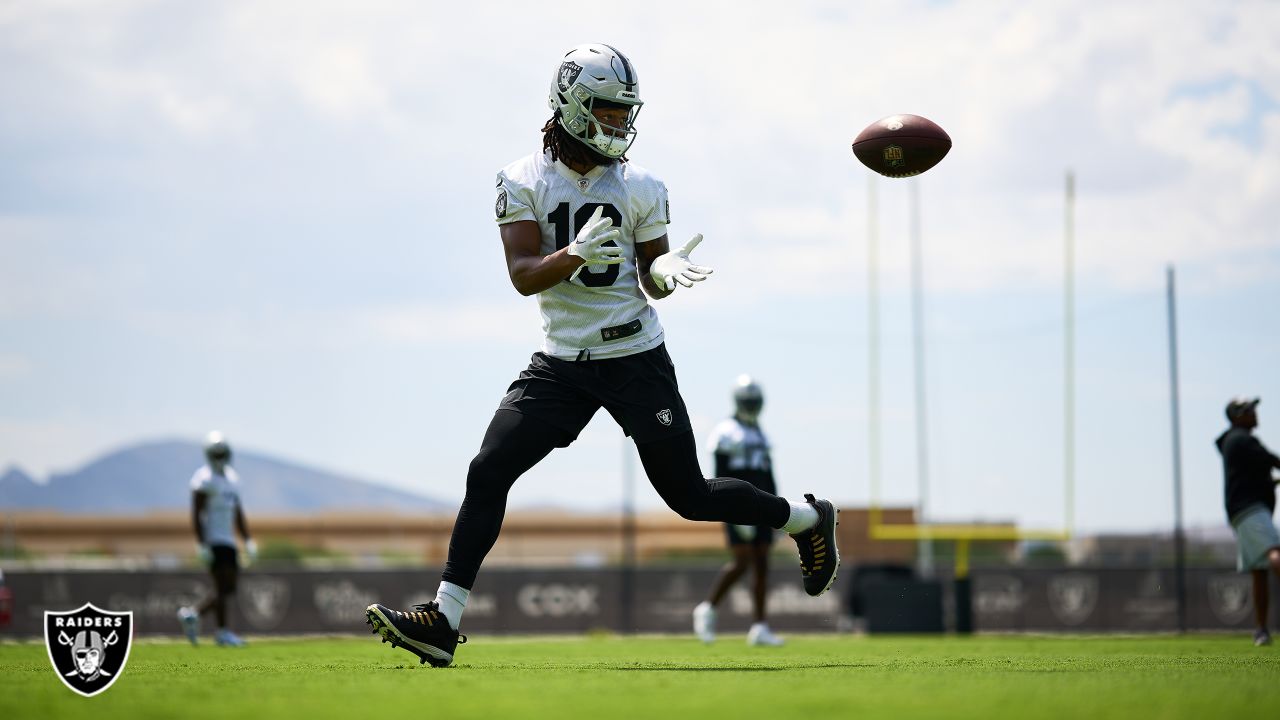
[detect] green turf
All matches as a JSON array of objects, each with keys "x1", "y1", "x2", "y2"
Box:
[{"x1": 2, "y1": 634, "x2": 1277, "y2": 719}]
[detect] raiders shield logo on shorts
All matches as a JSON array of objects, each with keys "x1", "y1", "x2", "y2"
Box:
[{"x1": 44, "y1": 603, "x2": 133, "y2": 697}]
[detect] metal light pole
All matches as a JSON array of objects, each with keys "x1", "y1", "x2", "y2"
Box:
[
  {"x1": 868, "y1": 176, "x2": 882, "y2": 528},
  {"x1": 1064, "y1": 171, "x2": 1076, "y2": 539},
  {"x1": 1166, "y1": 265, "x2": 1188, "y2": 632},
  {"x1": 620, "y1": 438, "x2": 638, "y2": 633}
]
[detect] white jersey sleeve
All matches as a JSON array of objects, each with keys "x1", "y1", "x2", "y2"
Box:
[
  {"x1": 190, "y1": 466, "x2": 211, "y2": 492},
  {"x1": 708, "y1": 419, "x2": 743, "y2": 455},
  {"x1": 491, "y1": 151, "x2": 671, "y2": 360},
  {"x1": 495, "y1": 171, "x2": 535, "y2": 225},
  {"x1": 634, "y1": 181, "x2": 670, "y2": 243}
]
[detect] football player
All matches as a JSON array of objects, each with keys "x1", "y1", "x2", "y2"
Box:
[
  {"x1": 177, "y1": 432, "x2": 257, "y2": 647},
  {"x1": 693, "y1": 376, "x2": 784, "y2": 646},
  {"x1": 366, "y1": 43, "x2": 839, "y2": 667}
]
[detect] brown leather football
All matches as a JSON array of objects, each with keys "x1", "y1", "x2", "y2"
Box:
[{"x1": 852, "y1": 114, "x2": 951, "y2": 178}]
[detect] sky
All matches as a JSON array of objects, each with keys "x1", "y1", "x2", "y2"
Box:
[{"x1": 2, "y1": 0, "x2": 1278, "y2": 534}]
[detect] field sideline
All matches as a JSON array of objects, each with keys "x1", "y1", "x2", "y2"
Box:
[{"x1": 3, "y1": 634, "x2": 1277, "y2": 719}]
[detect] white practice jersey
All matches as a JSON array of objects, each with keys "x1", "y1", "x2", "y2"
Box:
[
  {"x1": 495, "y1": 151, "x2": 671, "y2": 360},
  {"x1": 190, "y1": 465, "x2": 241, "y2": 548},
  {"x1": 708, "y1": 418, "x2": 772, "y2": 473}
]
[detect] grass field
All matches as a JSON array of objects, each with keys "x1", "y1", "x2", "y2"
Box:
[{"x1": 3, "y1": 634, "x2": 1277, "y2": 719}]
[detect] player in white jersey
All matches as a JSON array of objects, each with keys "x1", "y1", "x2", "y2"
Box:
[
  {"x1": 366, "y1": 43, "x2": 840, "y2": 667},
  {"x1": 693, "y1": 377, "x2": 785, "y2": 646},
  {"x1": 177, "y1": 432, "x2": 257, "y2": 647}
]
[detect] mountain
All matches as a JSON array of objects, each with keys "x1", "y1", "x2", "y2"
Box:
[{"x1": 0, "y1": 440, "x2": 452, "y2": 514}]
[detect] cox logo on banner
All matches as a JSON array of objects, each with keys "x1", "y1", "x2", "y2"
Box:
[
  {"x1": 516, "y1": 584, "x2": 599, "y2": 617},
  {"x1": 44, "y1": 603, "x2": 133, "y2": 697}
]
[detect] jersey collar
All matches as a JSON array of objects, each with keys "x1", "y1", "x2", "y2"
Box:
[{"x1": 552, "y1": 158, "x2": 612, "y2": 190}]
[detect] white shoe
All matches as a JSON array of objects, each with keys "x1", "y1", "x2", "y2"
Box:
[
  {"x1": 215, "y1": 629, "x2": 246, "y2": 647},
  {"x1": 747, "y1": 622, "x2": 784, "y2": 647},
  {"x1": 693, "y1": 601, "x2": 717, "y2": 644},
  {"x1": 177, "y1": 606, "x2": 199, "y2": 646}
]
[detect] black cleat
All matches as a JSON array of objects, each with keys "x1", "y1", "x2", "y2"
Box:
[
  {"x1": 365, "y1": 601, "x2": 466, "y2": 668},
  {"x1": 789, "y1": 494, "x2": 840, "y2": 597}
]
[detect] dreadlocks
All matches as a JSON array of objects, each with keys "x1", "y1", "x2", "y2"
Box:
[{"x1": 541, "y1": 115, "x2": 628, "y2": 168}]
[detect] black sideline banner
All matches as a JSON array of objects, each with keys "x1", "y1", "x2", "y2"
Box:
[{"x1": 0, "y1": 567, "x2": 1271, "y2": 637}]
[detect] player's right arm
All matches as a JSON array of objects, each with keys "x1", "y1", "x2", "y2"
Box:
[
  {"x1": 191, "y1": 490, "x2": 206, "y2": 545},
  {"x1": 501, "y1": 221, "x2": 586, "y2": 296}
]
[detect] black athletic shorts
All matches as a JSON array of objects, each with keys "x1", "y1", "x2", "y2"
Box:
[
  {"x1": 209, "y1": 544, "x2": 238, "y2": 572},
  {"x1": 498, "y1": 343, "x2": 693, "y2": 445},
  {"x1": 724, "y1": 475, "x2": 777, "y2": 546}
]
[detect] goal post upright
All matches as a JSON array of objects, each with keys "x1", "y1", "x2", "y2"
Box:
[{"x1": 862, "y1": 170, "x2": 1080, "y2": 631}]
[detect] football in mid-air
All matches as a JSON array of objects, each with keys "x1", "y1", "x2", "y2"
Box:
[{"x1": 852, "y1": 114, "x2": 951, "y2": 178}]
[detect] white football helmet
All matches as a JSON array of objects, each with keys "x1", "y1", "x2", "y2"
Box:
[
  {"x1": 548, "y1": 43, "x2": 643, "y2": 159},
  {"x1": 733, "y1": 375, "x2": 764, "y2": 422},
  {"x1": 204, "y1": 431, "x2": 232, "y2": 465}
]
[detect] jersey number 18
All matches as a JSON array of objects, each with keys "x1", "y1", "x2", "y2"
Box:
[{"x1": 549, "y1": 202, "x2": 623, "y2": 287}]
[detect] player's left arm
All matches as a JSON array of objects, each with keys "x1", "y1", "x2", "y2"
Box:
[{"x1": 637, "y1": 235, "x2": 674, "y2": 300}]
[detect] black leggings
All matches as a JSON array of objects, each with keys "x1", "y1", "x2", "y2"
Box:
[{"x1": 441, "y1": 409, "x2": 790, "y2": 589}]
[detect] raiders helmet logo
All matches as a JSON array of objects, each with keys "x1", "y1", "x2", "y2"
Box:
[
  {"x1": 558, "y1": 61, "x2": 583, "y2": 91},
  {"x1": 656, "y1": 409, "x2": 672, "y2": 426},
  {"x1": 44, "y1": 603, "x2": 133, "y2": 697},
  {"x1": 495, "y1": 190, "x2": 508, "y2": 219}
]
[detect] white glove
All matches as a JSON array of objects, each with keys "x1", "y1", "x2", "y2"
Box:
[
  {"x1": 650, "y1": 234, "x2": 713, "y2": 291},
  {"x1": 567, "y1": 205, "x2": 624, "y2": 282},
  {"x1": 245, "y1": 539, "x2": 259, "y2": 565},
  {"x1": 196, "y1": 543, "x2": 212, "y2": 565}
]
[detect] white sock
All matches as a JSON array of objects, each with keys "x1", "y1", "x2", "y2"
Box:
[
  {"x1": 781, "y1": 500, "x2": 819, "y2": 534},
  {"x1": 435, "y1": 581, "x2": 469, "y2": 628}
]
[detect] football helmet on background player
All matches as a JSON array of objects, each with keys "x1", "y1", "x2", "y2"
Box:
[
  {"x1": 733, "y1": 375, "x2": 764, "y2": 422},
  {"x1": 204, "y1": 431, "x2": 231, "y2": 466},
  {"x1": 548, "y1": 43, "x2": 643, "y2": 159}
]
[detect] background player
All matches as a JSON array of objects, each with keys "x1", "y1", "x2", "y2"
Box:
[
  {"x1": 693, "y1": 375, "x2": 785, "y2": 646},
  {"x1": 177, "y1": 431, "x2": 257, "y2": 647},
  {"x1": 365, "y1": 43, "x2": 839, "y2": 667},
  {"x1": 1216, "y1": 397, "x2": 1280, "y2": 646}
]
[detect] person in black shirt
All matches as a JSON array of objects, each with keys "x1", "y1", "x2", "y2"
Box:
[{"x1": 1216, "y1": 397, "x2": 1280, "y2": 646}]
